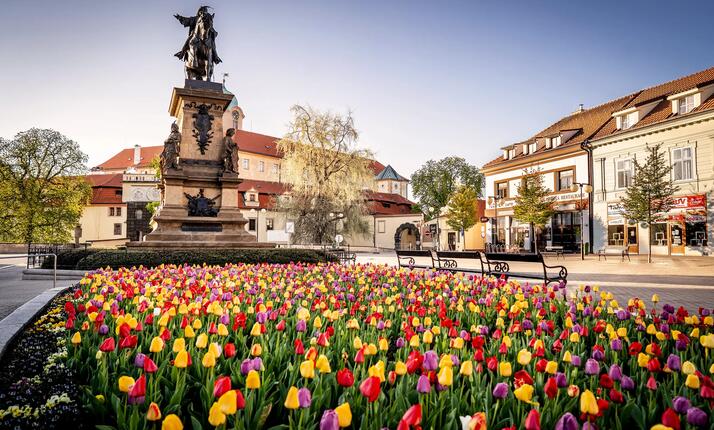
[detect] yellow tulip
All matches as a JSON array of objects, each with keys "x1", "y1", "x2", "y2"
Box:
[
  {"x1": 682, "y1": 361, "x2": 696, "y2": 375},
  {"x1": 208, "y1": 402, "x2": 226, "y2": 427},
  {"x1": 514, "y1": 384, "x2": 535, "y2": 404},
  {"x1": 545, "y1": 361, "x2": 558, "y2": 374},
  {"x1": 569, "y1": 332, "x2": 580, "y2": 343},
  {"x1": 517, "y1": 349, "x2": 532, "y2": 366},
  {"x1": 395, "y1": 361, "x2": 407, "y2": 376},
  {"x1": 150, "y1": 336, "x2": 164, "y2": 353},
  {"x1": 172, "y1": 338, "x2": 186, "y2": 353},
  {"x1": 580, "y1": 390, "x2": 599, "y2": 415},
  {"x1": 284, "y1": 386, "x2": 299, "y2": 410},
  {"x1": 460, "y1": 360, "x2": 473, "y2": 376},
  {"x1": 334, "y1": 402, "x2": 352, "y2": 427},
  {"x1": 563, "y1": 351, "x2": 572, "y2": 363},
  {"x1": 439, "y1": 354, "x2": 454, "y2": 369},
  {"x1": 147, "y1": 402, "x2": 162, "y2": 421},
  {"x1": 202, "y1": 351, "x2": 216, "y2": 368},
  {"x1": 437, "y1": 366, "x2": 453, "y2": 386},
  {"x1": 71, "y1": 332, "x2": 81, "y2": 345},
  {"x1": 300, "y1": 360, "x2": 315, "y2": 379},
  {"x1": 209, "y1": 342, "x2": 222, "y2": 358},
  {"x1": 196, "y1": 333, "x2": 208, "y2": 349},
  {"x1": 499, "y1": 362, "x2": 512, "y2": 377},
  {"x1": 409, "y1": 335, "x2": 420, "y2": 348},
  {"x1": 174, "y1": 350, "x2": 189, "y2": 368},
  {"x1": 637, "y1": 353, "x2": 650, "y2": 368},
  {"x1": 218, "y1": 390, "x2": 237, "y2": 415},
  {"x1": 184, "y1": 326, "x2": 195, "y2": 338},
  {"x1": 423, "y1": 330, "x2": 433, "y2": 344},
  {"x1": 685, "y1": 374, "x2": 700, "y2": 389},
  {"x1": 316, "y1": 355, "x2": 332, "y2": 373},
  {"x1": 251, "y1": 344, "x2": 262, "y2": 357},
  {"x1": 650, "y1": 425, "x2": 672, "y2": 430},
  {"x1": 651, "y1": 294, "x2": 660, "y2": 303},
  {"x1": 118, "y1": 376, "x2": 135, "y2": 393},
  {"x1": 700, "y1": 334, "x2": 714, "y2": 349},
  {"x1": 378, "y1": 338, "x2": 389, "y2": 351},
  {"x1": 217, "y1": 323, "x2": 229, "y2": 336},
  {"x1": 246, "y1": 370, "x2": 261, "y2": 389},
  {"x1": 250, "y1": 322, "x2": 262, "y2": 337},
  {"x1": 369, "y1": 360, "x2": 386, "y2": 382},
  {"x1": 161, "y1": 414, "x2": 183, "y2": 430}
]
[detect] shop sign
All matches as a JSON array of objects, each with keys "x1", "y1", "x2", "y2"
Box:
[
  {"x1": 486, "y1": 199, "x2": 516, "y2": 210},
  {"x1": 670, "y1": 194, "x2": 706, "y2": 209},
  {"x1": 545, "y1": 192, "x2": 580, "y2": 203},
  {"x1": 607, "y1": 203, "x2": 625, "y2": 216}
]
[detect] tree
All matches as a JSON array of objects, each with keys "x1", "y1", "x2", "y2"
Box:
[
  {"x1": 411, "y1": 157, "x2": 484, "y2": 249},
  {"x1": 0, "y1": 128, "x2": 91, "y2": 248},
  {"x1": 445, "y1": 186, "x2": 478, "y2": 247},
  {"x1": 620, "y1": 144, "x2": 678, "y2": 263},
  {"x1": 277, "y1": 105, "x2": 374, "y2": 244},
  {"x1": 512, "y1": 170, "x2": 554, "y2": 253}
]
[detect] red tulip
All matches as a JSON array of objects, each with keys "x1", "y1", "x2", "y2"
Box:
[
  {"x1": 524, "y1": 409, "x2": 540, "y2": 430},
  {"x1": 294, "y1": 339, "x2": 304, "y2": 355},
  {"x1": 535, "y1": 359, "x2": 548, "y2": 373},
  {"x1": 628, "y1": 342, "x2": 642, "y2": 356},
  {"x1": 99, "y1": 337, "x2": 116, "y2": 352},
  {"x1": 406, "y1": 351, "x2": 423, "y2": 374},
  {"x1": 514, "y1": 370, "x2": 533, "y2": 388},
  {"x1": 599, "y1": 374, "x2": 613, "y2": 389},
  {"x1": 160, "y1": 328, "x2": 171, "y2": 341},
  {"x1": 544, "y1": 377, "x2": 558, "y2": 399},
  {"x1": 143, "y1": 357, "x2": 158, "y2": 373},
  {"x1": 317, "y1": 333, "x2": 329, "y2": 347},
  {"x1": 486, "y1": 356, "x2": 498, "y2": 372},
  {"x1": 213, "y1": 376, "x2": 232, "y2": 398},
  {"x1": 336, "y1": 368, "x2": 355, "y2": 387},
  {"x1": 646, "y1": 376, "x2": 658, "y2": 390},
  {"x1": 235, "y1": 389, "x2": 246, "y2": 410},
  {"x1": 647, "y1": 357, "x2": 661, "y2": 373},
  {"x1": 119, "y1": 322, "x2": 131, "y2": 338},
  {"x1": 276, "y1": 320, "x2": 286, "y2": 331},
  {"x1": 354, "y1": 347, "x2": 365, "y2": 364},
  {"x1": 662, "y1": 408, "x2": 680, "y2": 430},
  {"x1": 609, "y1": 389, "x2": 624, "y2": 404},
  {"x1": 224, "y1": 343, "x2": 236, "y2": 358},
  {"x1": 398, "y1": 404, "x2": 421, "y2": 429},
  {"x1": 119, "y1": 335, "x2": 137, "y2": 350},
  {"x1": 129, "y1": 374, "x2": 146, "y2": 398},
  {"x1": 359, "y1": 376, "x2": 381, "y2": 402}
]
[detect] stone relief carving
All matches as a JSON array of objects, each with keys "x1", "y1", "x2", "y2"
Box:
[
  {"x1": 191, "y1": 104, "x2": 214, "y2": 154},
  {"x1": 184, "y1": 189, "x2": 220, "y2": 217}
]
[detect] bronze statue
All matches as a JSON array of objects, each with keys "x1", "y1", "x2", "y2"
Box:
[
  {"x1": 174, "y1": 6, "x2": 222, "y2": 81},
  {"x1": 184, "y1": 189, "x2": 220, "y2": 217},
  {"x1": 161, "y1": 122, "x2": 181, "y2": 172},
  {"x1": 222, "y1": 128, "x2": 239, "y2": 173}
]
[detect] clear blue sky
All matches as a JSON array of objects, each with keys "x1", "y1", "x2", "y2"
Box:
[{"x1": 1, "y1": 0, "x2": 712, "y2": 177}]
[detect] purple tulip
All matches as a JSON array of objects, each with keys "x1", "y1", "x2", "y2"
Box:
[
  {"x1": 240, "y1": 359, "x2": 252, "y2": 375},
  {"x1": 296, "y1": 319, "x2": 307, "y2": 332},
  {"x1": 220, "y1": 313, "x2": 230, "y2": 324},
  {"x1": 492, "y1": 382, "x2": 509, "y2": 399},
  {"x1": 621, "y1": 375, "x2": 635, "y2": 391},
  {"x1": 666, "y1": 354, "x2": 681, "y2": 372},
  {"x1": 416, "y1": 375, "x2": 431, "y2": 393},
  {"x1": 298, "y1": 388, "x2": 312, "y2": 408},
  {"x1": 555, "y1": 372, "x2": 568, "y2": 388},
  {"x1": 608, "y1": 364, "x2": 622, "y2": 381},
  {"x1": 687, "y1": 407, "x2": 708, "y2": 427},
  {"x1": 134, "y1": 352, "x2": 146, "y2": 368},
  {"x1": 251, "y1": 357, "x2": 263, "y2": 371},
  {"x1": 672, "y1": 396, "x2": 691, "y2": 414},
  {"x1": 663, "y1": 304, "x2": 675, "y2": 313},
  {"x1": 610, "y1": 338, "x2": 622, "y2": 351},
  {"x1": 320, "y1": 410, "x2": 339, "y2": 430},
  {"x1": 522, "y1": 319, "x2": 533, "y2": 330},
  {"x1": 616, "y1": 309, "x2": 629, "y2": 320},
  {"x1": 584, "y1": 359, "x2": 599, "y2": 375},
  {"x1": 676, "y1": 339, "x2": 688, "y2": 351},
  {"x1": 582, "y1": 422, "x2": 596, "y2": 430},
  {"x1": 99, "y1": 324, "x2": 109, "y2": 335},
  {"x1": 571, "y1": 355, "x2": 581, "y2": 367},
  {"x1": 591, "y1": 349, "x2": 604, "y2": 361},
  {"x1": 395, "y1": 337, "x2": 405, "y2": 348},
  {"x1": 450, "y1": 354, "x2": 460, "y2": 368},
  {"x1": 423, "y1": 351, "x2": 438, "y2": 371},
  {"x1": 554, "y1": 412, "x2": 580, "y2": 430}
]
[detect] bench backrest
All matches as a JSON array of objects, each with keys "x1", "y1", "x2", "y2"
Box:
[
  {"x1": 485, "y1": 252, "x2": 544, "y2": 263},
  {"x1": 396, "y1": 250, "x2": 432, "y2": 257},
  {"x1": 435, "y1": 251, "x2": 481, "y2": 259}
]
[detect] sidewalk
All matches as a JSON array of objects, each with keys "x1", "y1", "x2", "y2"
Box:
[{"x1": 0, "y1": 260, "x2": 76, "y2": 320}]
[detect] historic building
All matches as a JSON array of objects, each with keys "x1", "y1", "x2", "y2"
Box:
[
  {"x1": 77, "y1": 173, "x2": 127, "y2": 247},
  {"x1": 481, "y1": 66, "x2": 714, "y2": 256},
  {"x1": 590, "y1": 67, "x2": 714, "y2": 256},
  {"x1": 84, "y1": 87, "x2": 420, "y2": 249}
]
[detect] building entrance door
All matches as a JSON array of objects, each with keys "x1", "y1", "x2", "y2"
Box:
[
  {"x1": 626, "y1": 225, "x2": 639, "y2": 254},
  {"x1": 447, "y1": 232, "x2": 456, "y2": 251},
  {"x1": 670, "y1": 221, "x2": 685, "y2": 255}
]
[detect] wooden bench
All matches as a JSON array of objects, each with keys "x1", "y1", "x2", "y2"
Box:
[
  {"x1": 434, "y1": 251, "x2": 485, "y2": 274},
  {"x1": 325, "y1": 248, "x2": 356, "y2": 264},
  {"x1": 396, "y1": 250, "x2": 435, "y2": 270},
  {"x1": 597, "y1": 246, "x2": 630, "y2": 262},
  {"x1": 542, "y1": 245, "x2": 565, "y2": 260},
  {"x1": 484, "y1": 252, "x2": 568, "y2": 286}
]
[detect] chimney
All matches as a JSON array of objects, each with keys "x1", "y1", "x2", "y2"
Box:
[
  {"x1": 573, "y1": 103, "x2": 585, "y2": 114},
  {"x1": 133, "y1": 145, "x2": 141, "y2": 165}
]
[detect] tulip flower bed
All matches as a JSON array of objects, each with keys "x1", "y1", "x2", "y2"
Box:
[{"x1": 3, "y1": 262, "x2": 714, "y2": 430}]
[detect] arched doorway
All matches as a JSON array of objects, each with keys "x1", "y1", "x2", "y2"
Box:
[{"x1": 394, "y1": 223, "x2": 420, "y2": 250}]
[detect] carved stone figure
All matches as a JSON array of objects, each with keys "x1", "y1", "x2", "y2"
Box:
[
  {"x1": 161, "y1": 122, "x2": 181, "y2": 172},
  {"x1": 184, "y1": 189, "x2": 220, "y2": 217},
  {"x1": 192, "y1": 104, "x2": 214, "y2": 154},
  {"x1": 174, "y1": 6, "x2": 222, "y2": 81},
  {"x1": 222, "y1": 128, "x2": 239, "y2": 173}
]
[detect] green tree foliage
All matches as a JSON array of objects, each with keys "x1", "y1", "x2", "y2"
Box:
[
  {"x1": 445, "y1": 186, "x2": 478, "y2": 233},
  {"x1": 513, "y1": 170, "x2": 554, "y2": 252},
  {"x1": 0, "y1": 128, "x2": 91, "y2": 246},
  {"x1": 277, "y1": 105, "x2": 374, "y2": 244},
  {"x1": 411, "y1": 157, "x2": 484, "y2": 215},
  {"x1": 620, "y1": 144, "x2": 678, "y2": 263}
]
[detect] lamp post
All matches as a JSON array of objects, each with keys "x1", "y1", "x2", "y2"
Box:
[
  {"x1": 429, "y1": 207, "x2": 441, "y2": 251},
  {"x1": 328, "y1": 212, "x2": 344, "y2": 247},
  {"x1": 569, "y1": 182, "x2": 593, "y2": 260},
  {"x1": 487, "y1": 195, "x2": 502, "y2": 251}
]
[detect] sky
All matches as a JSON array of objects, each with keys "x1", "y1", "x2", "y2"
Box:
[{"x1": 1, "y1": 0, "x2": 713, "y2": 178}]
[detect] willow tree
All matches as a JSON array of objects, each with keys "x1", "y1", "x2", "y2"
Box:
[
  {"x1": 0, "y1": 128, "x2": 91, "y2": 248},
  {"x1": 277, "y1": 105, "x2": 374, "y2": 244}
]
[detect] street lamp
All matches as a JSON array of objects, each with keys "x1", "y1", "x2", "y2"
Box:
[
  {"x1": 569, "y1": 182, "x2": 593, "y2": 260},
  {"x1": 487, "y1": 195, "x2": 502, "y2": 251},
  {"x1": 328, "y1": 212, "x2": 344, "y2": 247},
  {"x1": 429, "y1": 207, "x2": 441, "y2": 251}
]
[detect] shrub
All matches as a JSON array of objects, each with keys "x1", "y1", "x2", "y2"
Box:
[
  {"x1": 40, "y1": 249, "x2": 100, "y2": 270},
  {"x1": 74, "y1": 248, "x2": 338, "y2": 270}
]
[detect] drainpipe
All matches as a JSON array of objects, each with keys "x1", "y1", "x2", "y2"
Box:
[{"x1": 580, "y1": 140, "x2": 594, "y2": 254}]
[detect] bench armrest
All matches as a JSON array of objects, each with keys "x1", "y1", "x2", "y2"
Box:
[{"x1": 543, "y1": 262, "x2": 568, "y2": 280}]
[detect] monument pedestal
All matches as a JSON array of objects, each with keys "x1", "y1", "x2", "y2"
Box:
[{"x1": 127, "y1": 80, "x2": 273, "y2": 249}]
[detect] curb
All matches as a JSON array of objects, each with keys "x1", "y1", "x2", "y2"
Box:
[{"x1": 0, "y1": 284, "x2": 75, "y2": 360}]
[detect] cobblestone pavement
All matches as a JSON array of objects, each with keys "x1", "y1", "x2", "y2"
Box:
[{"x1": 0, "y1": 260, "x2": 75, "y2": 321}]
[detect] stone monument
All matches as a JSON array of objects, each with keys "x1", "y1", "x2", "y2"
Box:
[{"x1": 128, "y1": 7, "x2": 272, "y2": 249}]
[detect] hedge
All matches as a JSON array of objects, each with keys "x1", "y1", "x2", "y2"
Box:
[
  {"x1": 71, "y1": 248, "x2": 338, "y2": 270},
  {"x1": 40, "y1": 249, "x2": 101, "y2": 270}
]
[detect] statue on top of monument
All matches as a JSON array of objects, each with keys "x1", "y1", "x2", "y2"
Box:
[
  {"x1": 174, "y1": 6, "x2": 222, "y2": 81},
  {"x1": 222, "y1": 128, "x2": 239, "y2": 174},
  {"x1": 160, "y1": 122, "x2": 181, "y2": 172}
]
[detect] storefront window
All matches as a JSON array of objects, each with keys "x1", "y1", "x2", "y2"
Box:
[
  {"x1": 552, "y1": 212, "x2": 580, "y2": 251},
  {"x1": 686, "y1": 221, "x2": 707, "y2": 246},
  {"x1": 495, "y1": 217, "x2": 507, "y2": 245},
  {"x1": 651, "y1": 223, "x2": 668, "y2": 246},
  {"x1": 608, "y1": 225, "x2": 624, "y2": 245}
]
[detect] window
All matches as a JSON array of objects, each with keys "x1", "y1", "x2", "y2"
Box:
[
  {"x1": 393, "y1": 183, "x2": 399, "y2": 191},
  {"x1": 678, "y1": 95, "x2": 695, "y2": 115},
  {"x1": 616, "y1": 159, "x2": 633, "y2": 189},
  {"x1": 266, "y1": 218, "x2": 274, "y2": 230},
  {"x1": 115, "y1": 190, "x2": 122, "y2": 197},
  {"x1": 113, "y1": 223, "x2": 122, "y2": 235},
  {"x1": 551, "y1": 136, "x2": 561, "y2": 147},
  {"x1": 529, "y1": 142, "x2": 537, "y2": 153},
  {"x1": 248, "y1": 219, "x2": 256, "y2": 231},
  {"x1": 242, "y1": 159, "x2": 249, "y2": 170},
  {"x1": 109, "y1": 207, "x2": 115, "y2": 216},
  {"x1": 496, "y1": 182, "x2": 509, "y2": 199},
  {"x1": 232, "y1": 111, "x2": 240, "y2": 129},
  {"x1": 116, "y1": 207, "x2": 122, "y2": 217},
  {"x1": 651, "y1": 223, "x2": 668, "y2": 246},
  {"x1": 135, "y1": 209, "x2": 143, "y2": 220},
  {"x1": 557, "y1": 170, "x2": 574, "y2": 191},
  {"x1": 258, "y1": 161, "x2": 265, "y2": 172},
  {"x1": 509, "y1": 149, "x2": 516, "y2": 159},
  {"x1": 686, "y1": 220, "x2": 708, "y2": 246},
  {"x1": 608, "y1": 225, "x2": 625, "y2": 245},
  {"x1": 672, "y1": 147, "x2": 693, "y2": 181},
  {"x1": 383, "y1": 203, "x2": 391, "y2": 208},
  {"x1": 377, "y1": 220, "x2": 386, "y2": 233},
  {"x1": 621, "y1": 113, "x2": 637, "y2": 129},
  {"x1": 272, "y1": 164, "x2": 279, "y2": 174},
  {"x1": 248, "y1": 193, "x2": 256, "y2": 202}
]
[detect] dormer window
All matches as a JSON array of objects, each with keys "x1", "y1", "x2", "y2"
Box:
[
  {"x1": 522, "y1": 144, "x2": 529, "y2": 155},
  {"x1": 678, "y1": 95, "x2": 695, "y2": 115},
  {"x1": 529, "y1": 142, "x2": 537, "y2": 153},
  {"x1": 503, "y1": 149, "x2": 510, "y2": 160},
  {"x1": 621, "y1": 114, "x2": 633, "y2": 129},
  {"x1": 551, "y1": 136, "x2": 561, "y2": 147},
  {"x1": 509, "y1": 148, "x2": 516, "y2": 159}
]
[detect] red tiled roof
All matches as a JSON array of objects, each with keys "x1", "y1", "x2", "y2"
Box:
[
  {"x1": 85, "y1": 173, "x2": 124, "y2": 204},
  {"x1": 233, "y1": 129, "x2": 281, "y2": 157},
  {"x1": 237, "y1": 179, "x2": 286, "y2": 194},
  {"x1": 623, "y1": 66, "x2": 714, "y2": 108},
  {"x1": 365, "y1": 190, "x2": 414, "y2": 206},
  {"x1": 85, "y1": 173, "x2": 123, "y2": 187},
  {"x1": 95, "y1": 147, "x2": 162, "y2": 170}
]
